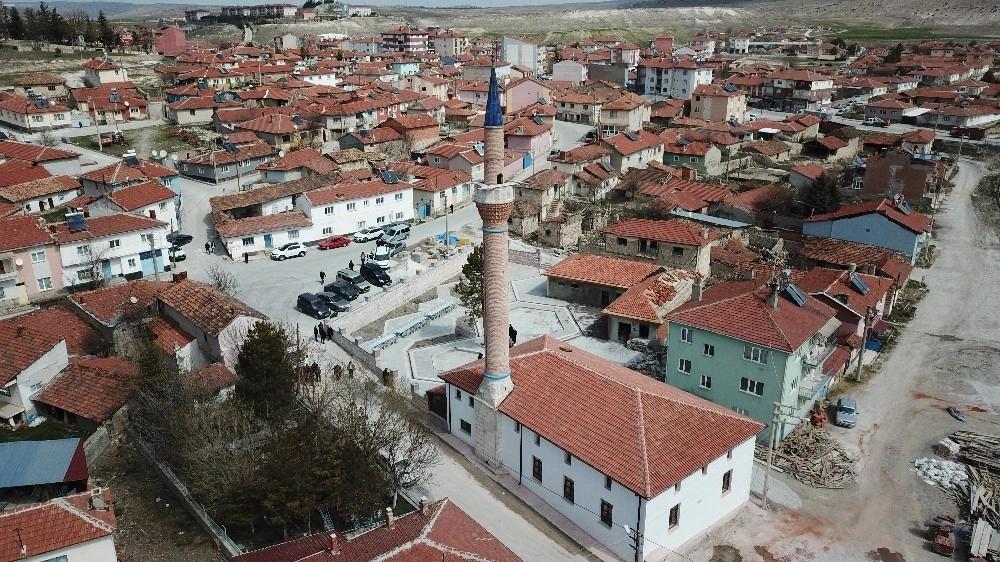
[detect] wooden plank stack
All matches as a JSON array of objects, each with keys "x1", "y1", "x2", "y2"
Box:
[
  {"x1": 947, "y1": 431, "x2": 1000, "y2": 558},
  {"x1": 768, "y1": 424, "x2": 858, "y2": 489}
]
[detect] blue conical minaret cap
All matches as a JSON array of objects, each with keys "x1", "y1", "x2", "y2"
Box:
[{"x1": 485, "y1": 66, "x2": 502, "y2": 127}]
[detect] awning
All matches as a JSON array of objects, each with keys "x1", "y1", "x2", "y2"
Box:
[
  {"x1": 0, "y1": 402, "x2": 25, "y2": 420},
  {"x1": 818, "y1": 317, "x2": 840, "y2": 339},
  {"x1": 870, "y1": 319, "x2": 890, "y2": 335}
]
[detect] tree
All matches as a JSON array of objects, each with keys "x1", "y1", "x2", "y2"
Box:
[
  {"x1": 37, "y1": 129, "x2": 57, "y2": 147},
  {"x1": 234, "y1": 321, "x2": 300, "y2": 422},
  {"x1": 96, "y1": 11, "x2": 114, "y2": 47},
  {"x1": 454, "y1": 243, "x2": 484, "y2": 321},
  {"x1": 984, "y1": 69, "x2": 996, "y2": 84},
  {"x1": 205, "y1": 264, "x2": 241, "y2": 297},
  {"x1": 7, "y1": 7, "x2": 23, "y2": 39},
  {"x1": 127, "y1": 340, "x2": 187, "y2": 460},
  {"x1": 799, "y1": 172, "x2": 842, "y2": 216},
  {"x1": 884, "y1": 42, "x2": 904, "y2": 64}
]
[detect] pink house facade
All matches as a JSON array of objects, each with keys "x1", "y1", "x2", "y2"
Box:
[
  {"x1": 504, "y1": 78, "x2": 552, "y2": 113},
  {"x1": 504, "y1": 117, "x2": 553, "y2": 160},
  {"x1": 0, "y1": 215, "x2": 63, "y2": 307}
]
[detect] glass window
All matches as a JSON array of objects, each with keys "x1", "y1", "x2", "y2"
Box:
[
  {"x1": 740, "y1": 377, "x2": 764, "y2": 396},
  {"x1": 743, "y1": 345, "x2": 769, "y2": 364},
  {"x1": 532, "y1": 456, "x2": 542, "y2": 481},
  {"x1": 700, "y1": 375, "x2": 712, "y2": 389},
  {"x1": 242, "y1": 237, "x2": 254, "y2": 246},
  {"x1": 109, "y1": 239, "x2": 120, "y2": 248},
  {"x1": 325, "y1": 206, "x2": 335, "y2": 215},
  {"x1": 288, "y1": 229, "x2": 300, "y2": 239},
  {"x1": 678, "y1": 358, "x2": 691, "y2": 373},
  {"x1": 563, "y1": 477, "x2": 575, "y2": 503},
  {"x1": 30, "y1": 251, "x2": 45, "y2": 263},
  {"x1": 600, "y1": 500, "x2": 613, "y2": 526},
  {"x1": 680, "y1": 327, "x2": 693, "y2": 343},
  {"x1": 347, "y1": 202, "x2": 356, "y2": 211},
  {"x1": 669, "y1": 504, "x2": 680, "y2": 528},
  {"x1": 77, "y1": 245, "x2": 91, "y2": 256}
]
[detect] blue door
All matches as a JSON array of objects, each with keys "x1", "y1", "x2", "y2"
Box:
[
  {"x1": 263, "y1": 233, "x2": 273, "y2": 248},
  {"x1": 418, "y1": 201, "x2": 432, "y2": 219},
  {"x1": 523, "y1": 153, "x2": 533, "y2": 169},
  {"x1": 101, "y1": 260, "x2": 112, "y2": 280},
  {"x1": 140, "y1": 251, "x2": 154, "y2": 276}
]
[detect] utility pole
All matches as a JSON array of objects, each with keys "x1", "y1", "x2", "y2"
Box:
[
  {"x1": 149, "y1": 233, "x2": 161, "y2": 281},
  {"x1": 89, "y1": 97, "x2": 102, "y2": 152},
  {"x1": 444, "y1": 192, "x2": 449, "y2": 248},
  {"x1": 855, "y1": 306, "x2": 876, "y2": 382},
  {"x1": 761, "y1": 402, "x2": 803, "y2": 509}
]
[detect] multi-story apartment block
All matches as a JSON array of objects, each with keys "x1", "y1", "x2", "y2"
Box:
[
  {"x1": 763, "y1": 69, "x2": 834, "y2": 112},
  {"x1": 381, "y1": 27, "x2": 429, "y2": 56},
  {"x1": 636, "y1": 58, "x2": 714, "y2": 99}
]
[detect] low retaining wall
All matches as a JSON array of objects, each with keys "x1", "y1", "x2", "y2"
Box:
[{"x1": 83, "y1": 426, "x2": 111, "y2": 465}]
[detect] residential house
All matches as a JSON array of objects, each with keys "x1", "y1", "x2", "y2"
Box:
[
  {"x1": 862, "y1": 149, "x2": 947, "y2": 204},
  {"x1": 441, "y1": 335, "x2": 764, "y2": 562},
  {"x1": 235, "y1": 498, "x2": 521, "y2": 562},
  {"x1": 178, "y1": 138, "x2": 274, "y2": 184},
  {"x1": 691, "y1": 84, "x2": 747, "y2": 123},
  {"x1": 13, "y1": 72, "x2": 68, "y2": 100},
  {"x1": 79, "y1": 158, "x2": 180, "y2": 197},
  {"x1": 661, "y1": 134, "x2": 722, "y2": 176},
  {"x1": 545, "y1": 253, "x2": 661, "y2": 307},
  {"x1": 82, "y1": 58, "x2": 129, "y2": 87},
  {"x1": 745, "y1": 140, "x2": 793, "y2": 162},
  {"x1": 434, "y1": 31, "x2": 469, "y2": 57},
  {"x1": 0, "y1": 488, "x2": 118, "y2": 560},
  {"x1": 635, "y1": 58, "x2": 714, "y2": 99},
  {"x1": 899, "y1": 128, "x2": 936, "y2": 155},
  {"x1": 810, "y1": 134, "x2": 858, "y2": 162},
  {"x1": 0, "y1": 175, "x2": 81, "y2": 214},
  {"x1": 505, "y1": 78, "x2": 552, "y2": 113},
  {"x1": 166, "y1": 96, "x2": 231, "y2": 125},
  {"x1": 599, "y1": 92, "x2": 651, "y2": 136},
  {"x1": 157, "y1": 276, "x2": 264, "y2": 369},
  {"x1": 514, "y1": 168, "x2": 568, "y2": 225},
  {"x1": 802, "y1": 198, "x2": 931, "y2": 264},
  {"x1": 236, "y1": 113, "x2": 320, "y2": 153},
  {"x1": 501, "y1": 36, "x2": 547, "y2": 75},
  {"x1": 666, "y1": 277, "x2": 841, "y2": 438},
  {"x1": 789, "y1": 162, "x2": 830, "y2": 191},
  {"x1": 89, "y1": 180, "x2": 178, "y2": 225},
  {"x1": 797, "y1": 236, "x2": 914, "y2": 303},
  {"x1": 504, "y1": 116, "x2": 553, "y2": 161},
  {"x1": 594, "y1": 218, "x2": 716, "y2": 275},
  {"x1": 0, "y1": 321, "x2": 67, "y2": 425},
  {"x1": 382, "y1": 114, "x2": 441, "y2": 151},
  {"x1": 797, "y1": 267, "x2": 894, "y2": 343},
  {"x1": 338, "y1": 127, "x2": 406, "y2": 155},
  {"x1": 0, "y1": 93, "x2": 72, "y2": 130},
  {"x1": 215, "y1": 211, "x2": 314, "y2": 259},
  {"x1": 408, "y1": 167, "x2": 474, "y2": 219},
  {"x1": 571, "y1": 161, "x2": 620, "y2": 200},
  {"x1": 298, "y1": 176, "x2": 414, "y2": 239},
  {"x1": 0, "y1": 141, "x2": 81, "y2": 176},
  {"x1": 552, "y1": 59, "x2": 588, "y2": 85},
  {"x1": 381, "y1": 26, "x2": 429, "y2": 55},
  {"x1": 549, "y1": 143, "x2": 612, "y2": 175},
  {"x1": 34, "y1": 356, "x2": 139, "y2": 432},
  {"x1": 0, "y1": 215, "x2": 62, "y2": 306},
  {"x1": 763, "y1": 69, "x2": 834, "y2": 112},
  {"x1": 864, "y1": 99, "x2": 913, "y2": 124},
  {"x1": 602, "y1": 130, "x2": 664, "y2": 174},
  {"x1": 552, "y1": 90, "x2": 601, "y2": 124},
  {"x1": 426, "y1": 143, "x2": 485, "y2": 181},
  {"x1": 65, "y1": 279, "x2": 174, "y2": 358},
  {"x1": 54, "y1": 213, "x2": 171, "y2": 288},
  {"x1": 402, "y1": 74, "x2": 451, "y2": 101},
  {"x1": 257, "y1": 148, "x2": 337, "y2": 183}
]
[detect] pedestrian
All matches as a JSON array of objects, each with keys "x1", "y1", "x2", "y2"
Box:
[
  {"x1": 349, "y1": 260, "x2": 355, "y2": 270},
  {"x1": 205, "y1": 242, "x2": 210, "y2": 253},
  {"x1": 449, "y1": 203, "x2": 453, "y2": 214},
  {"x1": 320, "y1": 270, "x2": 326, "y2": 284},
  {"x1": 325, "y1": 324, "x2": 334, "y2": 341},
  {"x1": 210, "y1": 241, "x2": 216, "y2": 253},
  {"x1": 360, "y1": 251, "x2": 366, "y2": 264},
  {"x1": 313, "y1": 325, "x2": 319, "y2": 342},
  {"x1": 319, "y1": 323, "x2": 326, "y2": 343},
  {"x1": 243, "y1": 252, "x2": 249, "y2": 264}
]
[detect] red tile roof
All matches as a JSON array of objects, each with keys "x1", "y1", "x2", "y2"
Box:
[
  {"x1": 0, "y1": 141, "x2": 79, "y2": 163},
  {"x1": 0, "y1": 175, "x2": 79, "y2": 203},
  {"x1": 0, "y1": 214, "x2": 53, "y2": 251},
  {"x1": 604, "y1": 269, "x2": 697, "y2": 323},
  {"x1": 668, "y1": 280, "x2": 838, "y2": 352},
  {"x1": 234, "y1": 498, "x2": 521, "y2": 562},
  {"x1": 441, "y1": 336, "x2": 763, "y2": 497},
  {"x1": 68, "y1": 280, "x2": 172, "y2": 325},
  {"x1": 804, "y1": 198, "x2": 930, "y2": 233},
  {"x1": 79, "y1": 159, "x2": 177, "y2": 185},
  {"x1": 148, "y1": 316, "x2": 195, "y2": 354},
  {"x1": 182, "y1": 362, "x2": 237, "y2": 394},
  {"x1": 53, "y1": 213, "x2": 167, "y2": 244},
  {"x1": 0, "y1": 93, "x2": 70, "y2": 115},
  {"x1": 797, "y1": 267, "x2": 894, "y2": 317},
  {"x1": 35, "y1": 357, "x2": 138, "y2": 423},
  {"x1": 711, "y1": 238, "x2": 760, "y2": 269},
  {"x1": 603, "y1": 218, "x2": 716, "y2": 246},
  {"x1": 158, "y1": 279, "x2": 264, "y2": 336},
  {"x1": 545, "y1": 253, "x2": 661, "y2": 288},
  {"x1": 799, "y1": 236, "x2": 913, "y2": 284},
  {"x1": 256, "y1": 148, "x2": 337, "y2": 173},
  {"x1": 105, "y1": 180, "x2": 175, "y2": 211},
  {"x1": 0, "y1": 488, "x2": 117, "y2": 561},
  {"x1": 0, "y1": 322, "x2": 65, "y2": 386},
  {"x1": 723, "y1": 183, "x2": 791, "y2": 211},
  {"x1": 789, "y1": 162, "x2": 829, "y2": 182},
  {"x1": 602, "y1": 129, "x2": 663, "y2": 156},
  {"x1": 304, "y1": 179, "x2": 405, "y2": 206},
  {"x1": 0, "y1": 159, "x2": 52, "y2": 187},
  {"x1": 238, "y1": 113, "x2": 314, "y2": 135},
  {"x1": 11, "y1": 305, "x2": 101, "y2": 356},
  {"x1": 521, "y1": 168, "x2": 568, "y2": 191},
  {"x1": 215, "y1": 210, "x2": 313, "y2": 238},
  {"x1": 815, "y1": 135, "x2": 849, "y2": 150}
]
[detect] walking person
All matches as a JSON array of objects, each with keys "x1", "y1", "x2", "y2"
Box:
[
  {"x1": 360, "y1": 251, "x2": 366, "y2": 265},
  {"x1": 319, "y1": 323, "x2": 326, "y2": 343},
  {"x1": 205, "y1": 242, "x2": 210, "y2": 254},
  {"x1": 243, "y1": 252, "x2": 249, "y2": 264},
  {"x1": 349, "y1": 260, "x2": 355, "y2": 270},
  {"x1": 313, "y1": 324, "x2": 319, "y2": 342},
  {"x1": 325, "y1": 324, "x2": 334, "y2": 342},
  {"x1": 210, "y1": 241, "x2": 216, "y2": 253},
  {"x1": 320, "y1": 270, "x2": 326, "y2": 284}
]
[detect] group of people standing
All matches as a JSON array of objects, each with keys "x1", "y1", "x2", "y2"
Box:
[{"x1": 314, "y1": 322, "x2": 334, "y2": 343}]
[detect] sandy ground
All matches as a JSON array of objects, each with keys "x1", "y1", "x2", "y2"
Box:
[{"x1": 679, "y1": 158, "x2": 996, "y2": 562}]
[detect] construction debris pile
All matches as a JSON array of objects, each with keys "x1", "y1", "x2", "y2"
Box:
[
  {"x1": 761, "y1": 424, "x2": 858, "y2": 488},
  {"x1": 912, "y1": 457, "x2": 968, "y2": 489},
  {"x1": 942, "y1": 431, "x2": 1000, "y2": 558},
  {"x1": 625, "y1": 339, "x2": 667, "y2": 380}
]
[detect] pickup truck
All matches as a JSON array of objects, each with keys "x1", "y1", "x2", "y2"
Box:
[{"x1": 863, "y1": 117, "x2": 888, "y2": 127}]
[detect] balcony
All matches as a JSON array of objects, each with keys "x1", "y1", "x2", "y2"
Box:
[{"x1": 0, "y1": 257, "x2": 15, "y2": 282}]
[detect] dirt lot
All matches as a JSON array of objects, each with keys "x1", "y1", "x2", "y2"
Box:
[
  {"x1": 93, "y1": 442, "x2": 223, "y2": 562},
  {"x1": 677, "y1": 159, "x2": 998, "y2": 562}
]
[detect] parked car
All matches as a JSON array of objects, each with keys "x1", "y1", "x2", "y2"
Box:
[
  {"x1": 323, "y1": 281, "x2": 359, "y2": 301},
  {"x1": 168, "y1": 247, "x2": 186, "y2": 262},
  {"x1": 360, "y1": 262, "x2": 392, "y2": 287},
  {"x1": 386, "y1": 239, "x2": 406, "y2": 257},
  {"x1": 336, "y1": 268, "x2": 371, "y2": 293},
  {"x1": 166, "y1": 232, "x2": 194, "y2": 246},
  {"x1": 353, "y1": 226, "x2": 384, "y2": 243},
  {"x1": 371, "y1": 244, "x2": 393, "y2": 269},
  {"x1": 271, "y1": 242, "x2": 307, "y2": 260},
  {"x1": 382, "y1": 222, "x2": 411, "y2": 241},
  {"x1": 834, "y1": 397, "x2": 858, "y2": 428},
  {"x1": 297, "y1": 293, "x2": 332, "y2": 319},
  {"x1": 316, "y1": 292, "x2": 351, "y2": 312},
  {"x1": 863, "y1": 117, "x2": 888, "y2": 127},
  {"x1": 318, "y1": 235, "x2": 351, "y2": 250}
]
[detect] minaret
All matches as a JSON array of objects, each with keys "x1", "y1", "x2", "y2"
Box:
[{"x1": 473, "y1": 64, "x2": 515, "y2": 468}]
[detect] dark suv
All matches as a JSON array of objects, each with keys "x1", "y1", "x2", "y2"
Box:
[
  {"x1": 323, "y1": 281, "x2": 359, "y2": 301},
  {"x1": 360, "y1": 262, "x2": 392, "y2": 287},
  {"x1": 297, "y1": 293, "x2": 332, "y2": 319}
]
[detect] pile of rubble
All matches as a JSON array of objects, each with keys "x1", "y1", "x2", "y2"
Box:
[
  {"x1": 625, "y1": 339, "x2": 667, "y2": 380},
  {"x1": 759, "y1": 424, "x2": 858, "y2": 488},
  {"x1": 912, "y1": 457, "x2": 968, "y2": 489}
]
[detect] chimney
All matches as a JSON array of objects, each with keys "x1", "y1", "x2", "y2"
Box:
[
  {"x1": 172, "y1": 271, "x2": 188, "y2": 282},
  {"x1": 701, "y1": 228, "x2": 710, "y2": 239},
  {"x1": 15, "y1": 325, "x2": 25, "y2": 338},
  {"x1": 329, "y1": 533, "x2": 339, "y2": 554},
  {"x1": 742, "y1": 269, "x2": 756, "y2": 281},
  {"x1": 690, "y1": 277, "x2": 703, "y2": 302},
  {"x1": 384, "y1": 507, "x2": 394, "y2": 528},
  {"x1": 767, "y1": 278, "x2": 780, "y2": 310},
  {"x1": 848, "y1": 262, "x2": 856, "y2": 274},
  {"x1": 419, "y1": 497, "x2": 430, "y2": 515}
]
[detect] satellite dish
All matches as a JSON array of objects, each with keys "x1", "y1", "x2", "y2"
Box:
[
  {"x1": 170, "y1": 153, "x2": 179, "y2": 162},
  {"x1": 278, "y1": 150, "x2": 286, "y2": 157},
  {"x1": 14, "y1": 258, "x2": 23, "y2": 267},
  {"x1": 123, "y1": 101, "x2": 130, "y2": 107},
  {"x1": 129, "y1": 296, "x2": 138, "y2": 304},
  {"x1": 151, "y1": 150, "x2": 158, "y2": 158},
  {"x1": 159, "y1": 150, "x2": 167, "y2": 158}
]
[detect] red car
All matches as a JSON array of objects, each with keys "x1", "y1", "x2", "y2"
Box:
[{"x1": 318, "y1": 235, "x2": 351, "y2": 250}]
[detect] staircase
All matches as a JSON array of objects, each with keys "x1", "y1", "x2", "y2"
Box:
[
  {"x1": 545, "y1": 197, "x2": 561, "y2": 220},
  {"x1": 318, "y1": 506, "x2": 335, "y2": 531}
]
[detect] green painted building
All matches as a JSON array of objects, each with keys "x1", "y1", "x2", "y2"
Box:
[{"x1": 664, "y1": 278, "x2": 841, "y2": 440}]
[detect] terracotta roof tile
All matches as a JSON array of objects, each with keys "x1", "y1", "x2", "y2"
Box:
[
  {"x1": 797, "y1": 267, "x2": 894, "y2": 317},
  {"x1": 68, "y1": 280, "x2": 172, "y2": 325},
  {"x1": 182, "y1": 362, "x2": 237, "y2": 394},
  {"x1": 0, "y1": 141, "x2": 79, "y2": 162},
  {"x1": 0, "y1": 214, "x2": 53, "y2": 251},
  {"x1": 53, "y1": 213, "x2": 167, "y2": 244},
  {"x1": 0, "y1": 321, "x2": 65, "y2": 385},
  {"x1": 304, "y1": 179, "x2": 405, "y2": 206},
  {"x1": 711, "y1": 238, "x2": 760, "y2": 268},
  {"x1": 0, "y1": 160, "x2": 52, "y2": 187},
  {"x1": 521, "y1": 168, "x2": 568, "y2": 191},
  {"x1": 148, "y1": 316, "x2": 195, "y2": 354},
  {"x1": 215, "y1": 211, "x2": 313, "y2": 238},
  {"x1": 10, "y1": 305, "x2": 101, "y2": 356},
  {"x1": 79, "y1": 159, "x2": 177, "y2": 185},
  {"x1": 441, "y1": 336, "x2": 763, "y2": 497},
  {"x1": 604, "y1": 269, "x2": 697, "y2": 322},
  {"x1": 0, "y1": 175, "x2": 79, "y2": 203},
  {"x1": 211, "y1": 173, "x2": 339, "y2": 212},
  {"x1": 0, "y1": 488, "x2": 117, "y2": 561},
  {"x1": 256, "y1": 148, "x2": 336, "y2": 173},
  {"x1": 549, "y1": 142, "x2": 611, "y2": 164},
  {"x1": 804, "y1": 198, "x2": 930, "y2": 233},
  {"x1": 545, "y1": 253, "x2": 661, "y2": 288},
  {"x1": 668, "y1": 280, "x2": 838, "y2": 352},
  {"x1": 158, "y1": 279, "x2": 264, "y2": 336},
  {"x1": 602, "y1": 129, "x2": 663, "y2": 156},
  {"x1": 789, "y1": 162, "x2": 829, "y2": 182},
  {"x1": 104, "y1": 180, "x2": 175, "y2": 211},
  {"x1": 603, "y1": 218, "x2": 715, "y2": 246},
  {"x1": 799, "y1": 236, "x2": 913, "y2": 284},
  {"x1": 35, "y1": 357, "x2": 138, "y2": 423}
]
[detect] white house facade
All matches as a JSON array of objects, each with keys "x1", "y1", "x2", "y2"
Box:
[
  {"x1": 298, "y1": 178, "x2": 414, "y2": 237},
  {"x1": 54, "y1": 213, "x2": 170, "y2": 288}
]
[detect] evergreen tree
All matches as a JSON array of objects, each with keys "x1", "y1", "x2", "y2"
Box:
[
  {"x1": 984, "y1": 69, "x2": 996, "y2": 83},
  {"x1": 454, "y1": 243, "x2": 485, "y2": 322},
  {"x1": 800, "y1": 173, "x2": 842, "y2": 216},
  {"x1": 97, "y1": 11, "x2": 114, "y2": 48},
  {"x1": 7, "y1": 7, "x2": 23, "y2": 39},
  {"x1": 234, "y1": 322, "x2": 299, "y2": 422}
]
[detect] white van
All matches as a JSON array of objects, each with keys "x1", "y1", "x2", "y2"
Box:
[{"x1": 383, "y1": 222, "x2": 411, "y2": 241}]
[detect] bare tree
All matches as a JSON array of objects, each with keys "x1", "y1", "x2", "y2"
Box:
[
  {"x1": 37, "y1": 129, "x2": 57, "y2": 147},
  {"x1": 205, "y1": 264, "x2": 241, "y2": 297}
]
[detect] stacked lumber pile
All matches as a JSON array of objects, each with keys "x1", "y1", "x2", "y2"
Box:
[
  {"x1": 769, "y1": 424, "x2": 857, "y2": 488},
  {"x1": 947, "y1": 431, "x2": 1000, "y2": 558},
  {"x1": 950, "y1": 431, "x2": 1000, "y2": 472}
]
